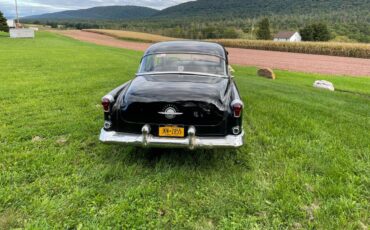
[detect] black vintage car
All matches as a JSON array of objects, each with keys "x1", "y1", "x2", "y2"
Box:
[{"x1": 99, "y1": 41, "x2": 244, "y2": 149}]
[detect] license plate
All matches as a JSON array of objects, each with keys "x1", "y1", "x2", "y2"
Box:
[{"x1": 159, "y1": 126, "x2": 185, "y2": 137}]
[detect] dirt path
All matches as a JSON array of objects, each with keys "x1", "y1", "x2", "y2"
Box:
[{"x1": 58, "y1": 30, "x2": 370, "y2": 77}]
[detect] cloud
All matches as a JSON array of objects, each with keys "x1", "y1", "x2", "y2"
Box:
[{"x1": 0, "y1": 0, "x2": 192, "y2": 18}]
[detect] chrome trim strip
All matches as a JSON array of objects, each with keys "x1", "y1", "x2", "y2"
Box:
[
  {"x1": 158, "y1": 112, "x2": 184, "y2": 115},
  {"x1": 141, "y1": 52, "x2": 226, "y2": 61},
  {"x1": 99, "y1": 129, "x2": 244, "y2": 149},
  {"x1": 136, "y1": 71, "x2": 229, "y2": 79}
]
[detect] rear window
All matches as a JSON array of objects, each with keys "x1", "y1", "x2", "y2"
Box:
[{"x1": 139, "y1": 53, "x2": 226, "y2": 76}]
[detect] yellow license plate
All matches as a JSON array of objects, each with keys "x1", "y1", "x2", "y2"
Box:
[{"x1": 159, "y1": 126, "x2": 185, "y2": 137}]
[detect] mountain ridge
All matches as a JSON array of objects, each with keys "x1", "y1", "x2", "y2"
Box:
[
  {"x1": 24, "y1": 5, "x2": 159, "y2": 20},
  {"x1": 153, "y1": 0, "x2": 370, "y2": 20}
]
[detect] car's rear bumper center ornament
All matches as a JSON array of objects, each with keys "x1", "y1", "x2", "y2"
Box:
[{"x1": 158, "y1": 105, "x2": 183, "y2": 119}]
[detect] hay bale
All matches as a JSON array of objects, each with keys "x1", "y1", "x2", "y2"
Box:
[{"x1": 257, "y1": 68, "x2": 276, "y2": 80}]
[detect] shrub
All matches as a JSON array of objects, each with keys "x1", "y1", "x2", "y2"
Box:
[
  {"x1": 256, "y1": 18, "x2": 272, "y2": 40},
  {"x1": 300, "y1": 23, "x2": 331, "y2": 41},
  {"x1": 0, "y1": 11, "x2": 9, "y2": 33}
]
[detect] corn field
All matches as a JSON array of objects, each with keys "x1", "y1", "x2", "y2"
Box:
[
  {"x1": 85, "y1": 29, "x2": 370, "y2": 59},
  {"x1": 210, "y1": 39, "x2": 370, "y2": 59}
]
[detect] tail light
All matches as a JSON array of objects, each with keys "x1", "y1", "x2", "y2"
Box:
[
  {"x1": 231, "y1": 100, "x2": 243, "y2": 118},
  {"x1": 102, "y1": 95, "x2": 114, "y2": 112}
]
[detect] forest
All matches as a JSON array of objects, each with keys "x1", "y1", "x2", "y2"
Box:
[{"x1": 24, "y1": 0, "x2": 370, "y2": 42}]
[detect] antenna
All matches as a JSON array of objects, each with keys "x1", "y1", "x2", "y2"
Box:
[{"x1": 15, "y1": 0, "x2": 19, "y2": 27}]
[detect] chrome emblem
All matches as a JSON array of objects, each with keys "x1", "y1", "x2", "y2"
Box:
[{"x1": 158, "y1": 105, "x2": 183, "y2": 119}]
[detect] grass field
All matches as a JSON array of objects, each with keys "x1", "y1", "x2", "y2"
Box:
[
  {"x1": 0, "y1": 32, "x2": 9, "y2": 37},
  {"x1": 0, "y1": 32, "x2": 369, "y2": 229},
  {"x1": 84, "y1": 29, "x2": 370, "y2": 58}
]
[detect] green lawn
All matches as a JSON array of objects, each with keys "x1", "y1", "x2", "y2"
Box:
[
  {"x1": 0, "y1": 32, "x2": 9, "y2": 37},
  {"x1": 0, "y1": 32, "x2": 369, "y2": 229}
]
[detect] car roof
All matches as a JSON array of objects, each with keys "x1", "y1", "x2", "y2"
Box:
[{"x1": 144, "y1": 41, "x2": 227, "y2": 59}]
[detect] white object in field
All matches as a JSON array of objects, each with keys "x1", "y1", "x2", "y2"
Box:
[
  {"x1": 6, "y1": 19, "x2": 16, "y2": 28},
  {"x1": 228, "y1": 65, "x2": 235, "y2": 73},
  {"x1": 290, "y1": 32, "x2": 302, "y2": 42},
  {"x1": 274, "y1": 31, "x2": 302, "y2": 42},
  {"x1": 29, "y1": 27, "x2": 39, "y2": 31},
  {"x1": 313, "y1": 80, "x2": 335, "y2": 91},
  {"x1": 9, "y1": 29, "x2": 35, "y2": 38}
]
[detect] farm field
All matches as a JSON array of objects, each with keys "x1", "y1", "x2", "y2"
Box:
[
  {"x1": 85, "y1": 29, "x2": 370, "y2": 58},
  {"x1": 211, "y1": 39, "x2": 370, "y2": 59},
  {"x1": 0, "y1": 32, "x2": 369, "y2": 229},
  {"x1": 58, "y1": 30, "x2": 370, "y2": 77},
  {"x1": 84, "y1": 29, "x2": 175, "y2": 43}
]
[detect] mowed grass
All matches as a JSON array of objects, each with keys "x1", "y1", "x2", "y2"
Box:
[
  {"x1": 0, "y1": 32, "x2": 9, "y2": 37},
  {"x1": 0, "y1": 32, "x2": 369, "y2": 229}
]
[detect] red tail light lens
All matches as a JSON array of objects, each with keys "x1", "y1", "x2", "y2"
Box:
[
  {"x1": 102, "y1": 98, "x2": 110, "y2": 112},
  {"x1": 232, "y1": 102, "x2": 243, "y2": 118}
]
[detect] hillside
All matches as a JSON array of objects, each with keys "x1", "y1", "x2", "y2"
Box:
[
  {"x1": 23, "y1": 0, "x2": 370, "y2": 42},
  {"x1": 25, "y1": 5, "x2": 159, "y2": 20},
  {"x1": 149, "y1": 0, "x2": 370, "y2": 42},
  {"x1": 154, "y1": 0, "x2": 370, "y2": 20}
]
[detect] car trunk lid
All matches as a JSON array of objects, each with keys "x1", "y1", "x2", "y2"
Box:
[{"x1": 119, "y1": 74, "x2": 230, "y2": 126}]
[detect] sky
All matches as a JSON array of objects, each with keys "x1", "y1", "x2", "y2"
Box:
[{"x1": 0, "y1": 0, "x2": 192, "y2": 18}]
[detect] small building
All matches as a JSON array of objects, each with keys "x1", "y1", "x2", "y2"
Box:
[
  {"x1": 7, "y1": 19, "x2": 16, "y2": 28},
  {"x1": 274, "y1": 31, "x2": 302, "y2": 42},
  {"x1": 10, "y1": 28, "x2": 35, "y2": 38}
]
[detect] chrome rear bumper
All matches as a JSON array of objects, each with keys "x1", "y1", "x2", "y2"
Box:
[{"x1": 99, "y1": 125, "x2": 244, "y2": 149}]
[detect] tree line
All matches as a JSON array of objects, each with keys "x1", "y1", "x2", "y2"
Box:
[
  {"x1": 0, "y1": 11, "x2": 9, "y2": 32},
  {"x1": 256, "y1": 18, "x2": 331, "y2": 42}
]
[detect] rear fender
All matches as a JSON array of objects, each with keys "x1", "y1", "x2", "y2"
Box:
[
  {"x1": 102, "y1": 81, "x2": 131, "y2": 129},
  {"x1": 228, "y1": 81, "x2": 244, "y2": 134}
]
